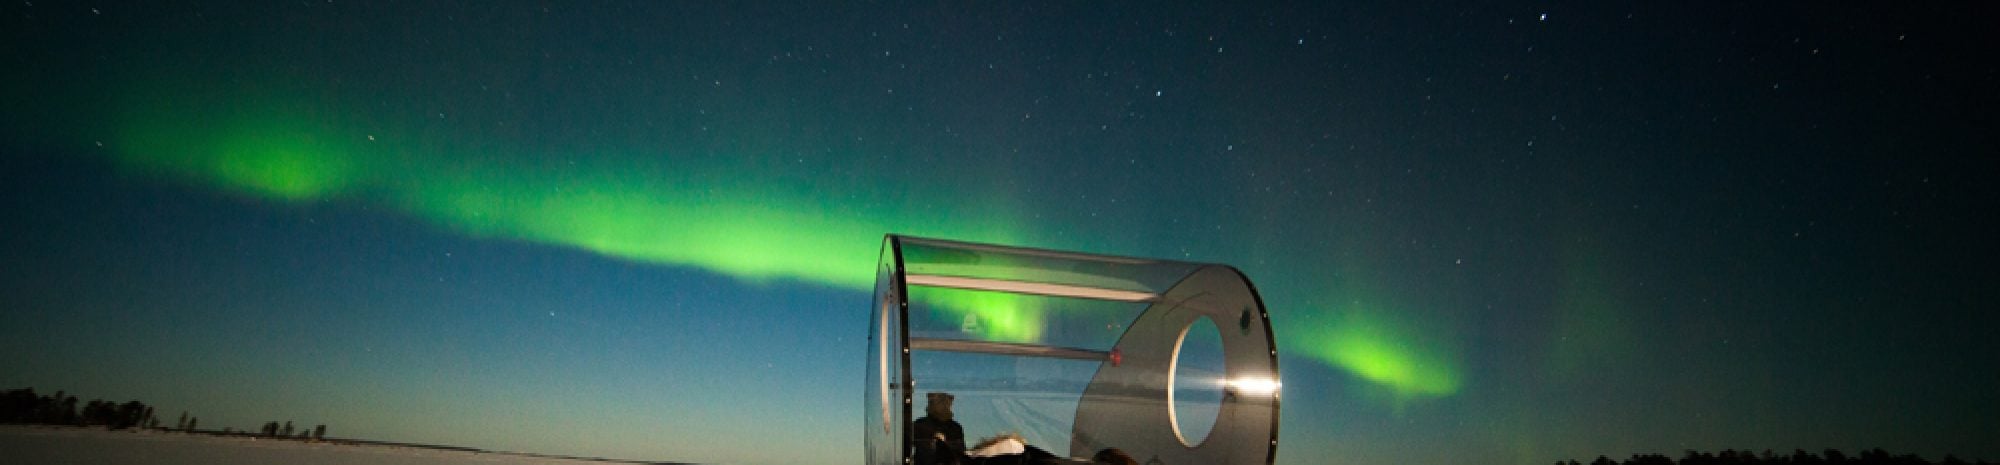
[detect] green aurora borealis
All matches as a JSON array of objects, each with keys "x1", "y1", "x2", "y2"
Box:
[
  {"x1": 110, "y1": 83, "x2": 1010, "y2": 289},
  {"x1": 105, "y1": 79, "x2": 1462, "y2": 399}
]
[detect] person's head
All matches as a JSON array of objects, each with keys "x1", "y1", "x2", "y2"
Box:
[
  {"x1": 1092, "y1": 448, "x2": 1137, "y2": 465},
  {"x1": 925, "y1": 392, "x2": 955, "y2": 421}
]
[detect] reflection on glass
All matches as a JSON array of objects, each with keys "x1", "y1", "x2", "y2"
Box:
[{"x1": 1171, "y1": 317, "x2": 1226, "y2": 446}]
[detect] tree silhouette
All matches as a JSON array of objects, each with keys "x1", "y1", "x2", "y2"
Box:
[
  {"x1": 1561, "y1": 449, "x2": 1992, "y2": 465},
  {"x1": 81, "y1": 399, "x2": 106, "y2": 425},
  {"x1": 115, "y1": 400, "x2": 146, "y2": 429},
  {"x1": 10, "y1": 391, "x2": 152, "y2": 429},
  {"x1": 1, "y1": 388, "x2": 39, "y2": 423}
]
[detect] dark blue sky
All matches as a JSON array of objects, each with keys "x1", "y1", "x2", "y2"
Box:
[{"x1": 4, "y1": 2, "x2": 1996, "y2": 464}]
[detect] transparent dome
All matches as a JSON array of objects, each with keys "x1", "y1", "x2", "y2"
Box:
[{"x1": 866, "y1": 235, "x2": 1280, "y2": 465}]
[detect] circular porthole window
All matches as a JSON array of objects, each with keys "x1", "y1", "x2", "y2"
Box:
[{"x1": 1169, "y1": 316, "x2": 1226, "y2": 446}]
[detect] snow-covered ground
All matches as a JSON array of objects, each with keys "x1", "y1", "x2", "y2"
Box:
[{"x1": 0, "y1": 425, "x2": 679, "y2": 465}]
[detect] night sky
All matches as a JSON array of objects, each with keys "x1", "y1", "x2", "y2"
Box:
[{"x1": 4, "y1": 2, "x2": 1997, "y2": 464}]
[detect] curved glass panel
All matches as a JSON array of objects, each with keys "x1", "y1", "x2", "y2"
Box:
[
  {"x1": 898, "y1": 236, "x2": 1202, "y2": 298},
  {"x1": 1170, "y1": 317, "x2": 1226, "y2": 446},
  {"x1": 863, "y1": 240, "x2": 904, "y2": 465},
  {"x1": 1070, "y1": 266, "x2": 1280, "y2": 464}
]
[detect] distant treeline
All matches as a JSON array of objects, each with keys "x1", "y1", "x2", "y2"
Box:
[
  {"x1": 2, "y1": 387, "x2": 325, "y2": 439},
  {"x1": 1563, "y1": 449, "x2": 1990, "y2": 465},
  {"x1": 2, "y1": 387, "x2": 156, "y2": 429}
]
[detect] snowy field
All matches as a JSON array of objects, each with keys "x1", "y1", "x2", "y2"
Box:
[{"x1": 0, "y1": 425, "x2": 683, "y2": 465}]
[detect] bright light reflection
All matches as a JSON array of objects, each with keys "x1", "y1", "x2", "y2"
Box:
[{"x1": 1225, "y1": 377, "x2": 1282, "y2": 396}]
